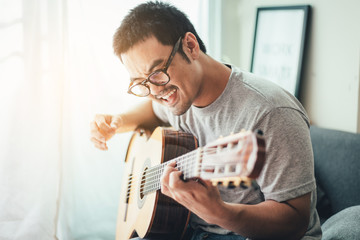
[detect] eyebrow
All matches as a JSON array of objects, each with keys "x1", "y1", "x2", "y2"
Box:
[{"x1": 130, "y1": 58, "x2": 164, "y2": 82}]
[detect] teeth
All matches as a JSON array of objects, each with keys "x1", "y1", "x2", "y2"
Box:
[{"x1": 161, "y1": 89, "x2": 176, "y2": 100}]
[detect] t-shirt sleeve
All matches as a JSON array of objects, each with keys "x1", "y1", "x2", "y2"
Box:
[{"x1": 254, "y1": 107, "x2": 316, "y2": 202}]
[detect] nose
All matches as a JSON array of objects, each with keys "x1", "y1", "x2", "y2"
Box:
[{"x1": 148, "y1": 83, "x2": 166, "y2": 97}]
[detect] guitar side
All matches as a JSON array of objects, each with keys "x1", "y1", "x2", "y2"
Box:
[{"x1": 116, "y1": 127, "x2": 198, "y2": 240}]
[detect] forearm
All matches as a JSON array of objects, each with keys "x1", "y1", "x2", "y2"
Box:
[
  {"x1": 160, "y1": 164, "x2": 311, "y2": 239},
  {"x1": 115, "y1": 100, "x2": 164, "y2": 133},
  {"x1": 211, "y1": 194, "x2": 310, "y2": 240}
]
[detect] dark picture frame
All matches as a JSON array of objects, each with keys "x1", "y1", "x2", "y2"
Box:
[{"x1": 250, "y1": 5, "x2": 311, "y2": 99}]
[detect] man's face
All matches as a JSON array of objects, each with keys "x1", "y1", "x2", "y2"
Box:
[{"x1": 121, "y1": 36, "x2": 202, "y2": 116}]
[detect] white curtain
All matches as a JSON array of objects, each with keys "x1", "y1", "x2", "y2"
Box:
[
  {"x1": 0, "y1": 0, "x2": 209, "y2": 239},
  {"x1": 0, "y1": 0, "x2": 64, "y2": 239}
]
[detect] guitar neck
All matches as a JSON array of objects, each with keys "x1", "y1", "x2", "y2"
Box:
[
  {"x1": 140, "y1": 130, "x2": 265, "y2": 196},
  {"x1": 142, "y1": 149, "x2": 201, "y2": 195}
]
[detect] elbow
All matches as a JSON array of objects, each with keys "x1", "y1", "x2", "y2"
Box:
[
  {"x1": 287, "y1": 210, "x2": 310, "y2": 240},
  {"x1": 282, "y1": 193, "x2": 312, "y2": 240},
  {"x1": 295, "y1": 216, "x2": 310, "y2": 240}
]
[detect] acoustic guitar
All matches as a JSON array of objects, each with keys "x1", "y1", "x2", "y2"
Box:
[{"x1": 116, "y1": 127, "x2": 265, "y2": 240}]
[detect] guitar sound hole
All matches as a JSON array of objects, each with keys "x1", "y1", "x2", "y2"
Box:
[
  {"x1": 126, "y1": 174, "x2": 133, "y2": 203},
  {"x1": 137, "y1": 158, "x2": 151, "y2": 209},
  {"x1": 139, "y1": 167, "x2": 147, "y2": 199}
]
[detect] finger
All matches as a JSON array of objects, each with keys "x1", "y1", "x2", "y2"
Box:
[
  {"x1": 163, "y1": 171, "x2": 185, "y2": 201},
  {"x1": 110, "y1": 115, "x2": 123, "y2": 130},
  {"x1": 95, "y1": 114, "x2": 114, "y2": 134},
  {"x1": 168, "y1": 178, "x2": 208, "y2": 205},
  {"x1": 90, "y1": 121, "x2": 99, "y2": 131},
  {"x1": 92, "y1": 139, "x2": 108, "y2": 150},
  {"x1": 161, "y1": 161, "x2": 177, "y2": 181},
  {"x1": 171, "y1": 191, "x2": 190, "y2": 203},
  {"x1": 90, "y1": 128, "x2": 106, "y2": 142},
  {"x1": 199, "y1": 179, "x2": 214, "y2": 188},
  {"x1": 168, "y1": 171, "x2": 185, "y2": 189},
  {"x1": 160, "y1": 161, "x2": 178, "y2": 191},
  {"x1": 90, "y1": 122, "x2": 106, "y2": 143},
  {"x1": 167, "y1": 161, "x2": 177, "y2": 167},
  {"x1": 90, "y1": 136, "x2": 105, "y2": 145},
  {"x1": 160, "y1": 184, "x2": 170, "y2": 196}
]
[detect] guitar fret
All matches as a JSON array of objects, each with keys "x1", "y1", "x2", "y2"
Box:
[
  {"x1": 140, "y1": 131, "x2": 263, "y2": 194},
  {"x1": 141, "y1": 150, "x2": 200, "y2": 195}
]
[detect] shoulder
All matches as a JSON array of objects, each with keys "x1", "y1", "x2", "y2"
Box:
[{"x1": 230, "y1": 66, "x2": 309, "y2": 123}]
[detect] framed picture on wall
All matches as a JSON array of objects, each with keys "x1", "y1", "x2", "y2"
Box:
[{"x1": 250, "y1": 5, "x2": 311, "y2": 99}]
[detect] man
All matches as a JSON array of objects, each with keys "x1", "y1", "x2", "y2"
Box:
[{"x1": 90, "y1": 2, "x2": 321, "y2": 240}]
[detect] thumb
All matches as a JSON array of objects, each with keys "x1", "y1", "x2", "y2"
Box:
[{"x1": 110, "y1": 115, "x2": 123, "y2": 130}]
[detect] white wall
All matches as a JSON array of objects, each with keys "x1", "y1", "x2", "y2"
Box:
[{"x1": 220, "y1": 0, "x2": 360, "y2": 133}]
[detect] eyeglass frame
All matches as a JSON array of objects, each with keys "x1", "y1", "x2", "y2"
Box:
[{"x1": 127, "y1": 36, "x2": 182, "y2": 97}]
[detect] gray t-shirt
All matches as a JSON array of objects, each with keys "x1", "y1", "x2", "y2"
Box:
[{"x1": 152, "y1": 65, "x2": 322, "y2": 239}]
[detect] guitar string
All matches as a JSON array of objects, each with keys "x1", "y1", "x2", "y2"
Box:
[
  {"x1": 125, "y1": 147, "x2": 219, "y2": 185},
  {"x1": 128, "y1": 154, "x2": 249, "y2": 197},
  {"x1": 125, "y1": 136, "x2": 253, "y2": 197},
  {"x1": 127, "y1": 148, "x2": 203, "y2": 182},
  {"x1": 125, "y1": 149, "x2": 210, "y2": 196},
  {"x1": 128, "y1": 162, "x2": 247, "y2": 197},
  {"x1": 134, "y1": 145, "x2": 251, "y2": 185},
  {"x1": 127, "y1": 160, "x2": 199, "y2": 197},
  {"x1": 125, "y1": 149, "x2": 205, "y2": 188},
  {"x1": 125, "y1": 149, "x2": 251, "y2": 197},
  {"x1": 140, "y1": 135, "x2": 254, "y2": 194},
  {"x1": 125, "y1": 138, "x2": 253, "y2": 197},
  {"x1": 129, "y1": 132, "x2": 251, "y2": 180},
  {"x1": 141, "y1": 152, "x2": 201, "y2": 193},
  {"x1": 131, "y1": 149, "x2": 252, "y2": 196},
  {"x1": 141, "y1": 154, "x2": 247, "y2": 194},
  {"x1": 139, "y1": 136, "x2": 253, "y2": 195}
]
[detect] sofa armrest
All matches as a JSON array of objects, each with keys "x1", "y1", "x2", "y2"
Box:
[
  {"x1": 310, "y1": 126, "x2": 360, "y2": 217},
  {"x1": 322, "y1": 205, "x2": 360, "y2": 240}
]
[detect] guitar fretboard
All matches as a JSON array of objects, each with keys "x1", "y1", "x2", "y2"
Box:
[
  {"x1": 141, "y1": 148, "x2": 202, "y2": 195},
  {"x1": 125, "y1": 130, "x2": 262, "y2": 202}
]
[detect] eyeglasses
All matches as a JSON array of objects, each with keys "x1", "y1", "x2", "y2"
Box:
[{"x1": 127, "y1": 37, "x2": 182, "y2": 97}]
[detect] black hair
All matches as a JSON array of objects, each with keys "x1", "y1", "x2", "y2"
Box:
[{"x1": 113, "y1": 1, "x2": 206, "y2": 62}]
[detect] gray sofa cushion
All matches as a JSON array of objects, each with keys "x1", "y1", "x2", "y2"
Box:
[
  {"x1": 322, "y1": 205, "x2": 360, "y2": 240},
  {"x1": 310, "y1": 126, "x2": 360, "y2": 217}
]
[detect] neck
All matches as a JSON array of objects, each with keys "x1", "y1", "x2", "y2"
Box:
[{"x1": 193, "y1": 53, "x2": 232, "y2": 108}]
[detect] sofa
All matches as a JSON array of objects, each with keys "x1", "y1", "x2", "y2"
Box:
[{"x1": 310, "y1": 126, "x2": 360, "y2": 239}]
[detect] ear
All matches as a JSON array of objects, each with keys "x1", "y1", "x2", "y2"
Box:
[{"x1": 183, "y1": 32, "x2": 200, "y2": 60}]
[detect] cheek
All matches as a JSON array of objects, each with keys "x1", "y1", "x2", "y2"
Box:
[
  {"x1": 179, "y1": 78, "x2": 198, "y2": 99},
  {"x1": 170, "y1": 61, "x2": 198, "y2": 93}
]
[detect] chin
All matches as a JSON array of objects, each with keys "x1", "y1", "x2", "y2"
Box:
[{"x1": 169, "y1": 102, "x2": 192, "y2": 116}]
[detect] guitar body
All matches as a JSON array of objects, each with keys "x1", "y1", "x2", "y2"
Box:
[{"x1": 116, "y1": 127, "x2": 198, "y2": 240}]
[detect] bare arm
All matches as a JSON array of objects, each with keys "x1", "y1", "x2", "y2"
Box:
[
  {"x1": 215, "y1": 192, "x2": 311, "y2": 240},
  {"x1": 90, "y1": 99, "x2": 163, "y2": 150},
  {"x1": 161, "y1": 162, "x2": 311, "y2": 240},
  {"x1": 114, "y1": 99, "x2": 164, "y2": 133}
]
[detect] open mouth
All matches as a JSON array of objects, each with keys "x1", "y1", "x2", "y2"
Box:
[
  {"x1": 156, "y1": 88, "x2": 177, "y2": 105},
  {"x1": 160, "y1": 89, "x2": 176, "y2": 100}
]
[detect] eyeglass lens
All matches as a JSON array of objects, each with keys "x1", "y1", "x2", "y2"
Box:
[
  {"x1": 148, "y1": 71, "x2": 169, "y2": 85},
  {"x1": 130, "y1": 71, "x2": 169, "y2": 96},
  {"x1": 130, "y1": 84, "x2": 150, "y2": 96}
]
